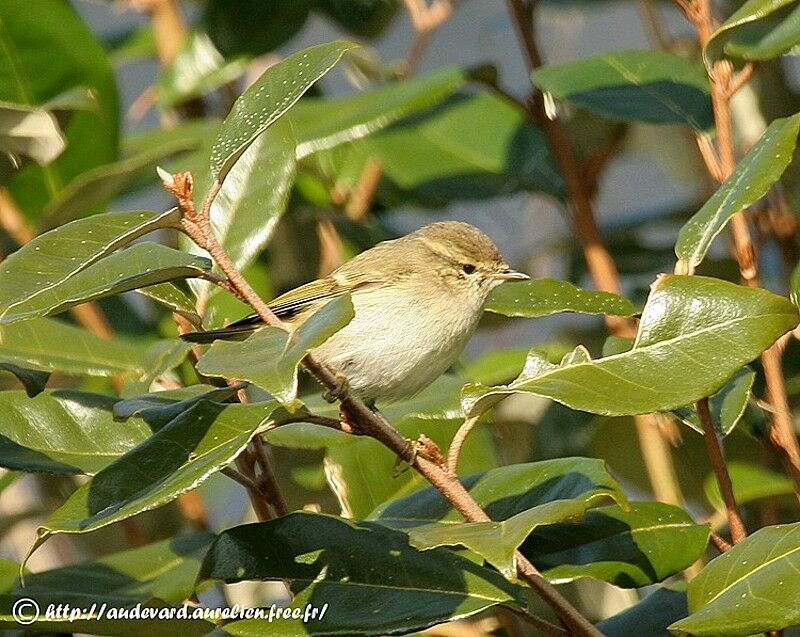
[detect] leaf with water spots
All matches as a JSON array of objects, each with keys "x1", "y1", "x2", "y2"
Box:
[
  {"x1": 0, "y1": 209, "x2": 179, "y2": 325},
  {"x1": 207, "y1": 40, "x2": 356, "y2": 186},
  {"x1": 671, "y1": 522, "x2": 800, "y2": 636}
]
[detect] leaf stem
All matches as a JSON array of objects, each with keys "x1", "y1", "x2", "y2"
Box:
[
  {"x1": 161, "y1": 168, "x2": 601, "y2": 637},
  {"x1": 697, "y1": 398, "x2": 747, "y2": 544},
  {"x1": 447, "y1": 414, "x2": 480, "y2": 472}
]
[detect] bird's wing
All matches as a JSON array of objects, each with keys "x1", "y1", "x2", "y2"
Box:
[{"x1": 181, "y1": 272, "x2": 385, "y2": 343}]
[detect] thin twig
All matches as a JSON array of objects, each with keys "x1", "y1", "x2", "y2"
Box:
[
  {"x1": 679, "y1": 0, "x2": 800, "y2": 499},
  {"x1": 160, "y1": 169, "x2": 601, "y2": 637},
  {"x1": 697, "y1": 398, "x2": 747, "y2": 544},
  {"x1": 447, "y1": 414, "x2": 481, "y2": 472},
  {"x1": 709, "y1": 531, "x2": 733, "y2": 553},
  {"x1": 221, "y1": 466, "x2": 260, "y2": 491},
  {"x1": 506, "y1": 0, "x2": 687, "y2": 510}
]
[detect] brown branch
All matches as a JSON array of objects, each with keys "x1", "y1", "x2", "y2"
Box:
[
  {"x1": 697, "y1": 398, "x2": 747, "y2": 544},
  {"x1": 160, "y1": 169, "x2": 601, "y2": 637},
  {"x1": 709, "y1": 531, "x2": 733, "y2": 553},
  {"x1": 679, "y1": 0, "x2": 800, "y2": 498},
  {"x1": 506, "y1": 0, "x2": 687, "y2": 510}
]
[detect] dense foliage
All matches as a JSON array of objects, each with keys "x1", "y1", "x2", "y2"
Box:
[{"x1": 1, "y1": 0, "x2": 800, "y2": 635}]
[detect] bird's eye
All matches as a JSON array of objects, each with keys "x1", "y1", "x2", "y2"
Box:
[{"x1": 462, "y1": 264, "x2": 476, "y2": 274}]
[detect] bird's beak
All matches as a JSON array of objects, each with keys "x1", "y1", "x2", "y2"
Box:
[{"x1": 493, "y1": 267, "x2": 530, "y2": 281}]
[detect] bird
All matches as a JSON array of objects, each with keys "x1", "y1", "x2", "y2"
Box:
[{"x1": 183, "y1": 221, "x2": 528, "y2": 404}]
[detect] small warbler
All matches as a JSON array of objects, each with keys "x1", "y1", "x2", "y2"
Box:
[{"x1": 184, "y1": 221, "x2": 528, "y2": 403}]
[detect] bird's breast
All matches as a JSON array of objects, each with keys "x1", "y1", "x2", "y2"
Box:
[{"x1": 311, "y1": 286, "x2": 482, "y2": 403}]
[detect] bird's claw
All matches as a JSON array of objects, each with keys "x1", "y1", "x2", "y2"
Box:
[{"x1": 323, "y1": 373, "x2": 350, "y2": 404}]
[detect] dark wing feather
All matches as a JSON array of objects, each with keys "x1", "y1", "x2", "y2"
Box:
[{"x1": 180, "y1": 274, "x2": 383, "y2": 344}]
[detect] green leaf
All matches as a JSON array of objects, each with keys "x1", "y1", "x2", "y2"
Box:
[
  {"x1": 348, "y1": 92, "x2": 564, "y2": 203},
  {"x1": 112, "y1": 384, "x2": 243, "y2": 422},
  {"x1": 531, "y1": 50, "x2": 713, "y2": 129},
  {"x1": 0, "y1": 597, "x2": 214, "y2": 636},
  {"x1": 12, "y1": 533, "x2": 213, "y2": 605},
  {"x1": 463, "y1": 275, "x2": 799, "y2": 417},
  {"x1": 0, "y1": 362, "x2": 49, "y2": 397},
  {"x1": 203, "y1": 0, "x2": 312, "y2": 58},
  {"x1": 0, "y1": 318, "x2": 183, "y2": 379},
  {"x1": 316, "y1": 0, "x2": 400, "y2": 37},
  {"x1": 34, "y1": 400, "x2": 281, "y2": 541},
  {"x1": 673, "y1": 367, "x2": 755, "y2": 437},
  {"x1": 705, "y1": 0, "x2": 798, "y2": 65},
  {"x1": 460, "y1": 348, "x2": 530, "y2": 385},
  {"x1": 0, "y1": 0, "x2": 119, "y2": 218},
  {"x1": 1, "y1": 242, "x2": 210, "y2": 324},
  {"x1": 199, "y1": 512, "x2": 527, "y2": 636},
  {"x1": 0, "y1": 101, "x2": 65, "y2": 164},
  {"x1": 409, "y1": 494, "x2": 619, "y2": 580},
  {"x1": 0, "y1": 559, "x2": 17, "y2": 594},
  {"x1": 675, "y1": 114, "x2": 800, "y2": 270},
  {"x1": 373, "y1": 457, "x2": 627, "y2": 526},
  {"x1": 704, "y1": 460, "x2": 795, "y2": 510},
  {"x1": 0, "y1": 390, "x2": 152, "y2": 475},
  {"x1": 202, "y1": 116, "x2": 296, "y2": 276},
  {"x1": 208, "y1": 40, "x2": 356, "y2": 186},
  {"x1": 158, "y1": 32, "x2": 248, "y2": 109},
  {"x1": 197, "y1": 295, "x2": 354, "y2": 403},
  {"x1": 137, "y1": 281, "x2": 202, "y2": 326},
  {"x1": 597, "y1": 586, "x2": 688, "y2": 637},
  {"x1": 522, "y1": 502, "x2": 709, "y2": 587},
  {"x1": 269, "y1": 403, "x2": 496, "y2": 518},
  {"x1": 485, "y1": 278, "x2": 635, "y2": 318},
  {"x1": 293, "y1": 67, "x2": 467, "y2": 158},
  {"x1": 40, "y1": 139, "x2": 203, "y2": 229},
  {"x1": 792, "y1": 258, "x2": 800, "y2": 308},
  {"x1": 671, "y1": 522, "x2": 800, "y2": 636},
  {"x1": 0, "y1": 208, "x2": 179, "y2": 324}
]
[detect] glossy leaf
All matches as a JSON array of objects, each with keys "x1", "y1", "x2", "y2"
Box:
[
  {"x1": 0, "y1": 208, "x2": 179, "y2": 324},
  {"x1": 0, "y1": 597, "x2": 213, "y2": 636},
  {"x1": 733, "y1": 4, "x2": 800, "y2": 60},
  {"x1": 3, "y1": 242, "x2": 210, "y2": 324},
  {"x1": 197, "y1": 295, "x2": 354, "y2": 403},
  {"x1": 704, "y1": 460, "x2": 795, "y2": 510},
  {"x1": 409, "y1": 493, "x2": 619, "y2": 580},
  {"x1": 158, "y1": 32, "x2": 248, "y2": 109},
  {"x1": 204, "y1": 117, "x2": 296, "y2": 275},
  {"x1": 532, "y1": 50, "x2": 713, "y2": 129},
  {"x1": 486, "y1": 278, "x2": 635, "y2": 318},
  {"x1": 40, "y1": 140, "x2": 203, "y2": 228},
  {"x1": 34, "y1": 400, "x2": 281, "y2": 541},
  {"x1": 673, "y1": 367, "x2": 755, "y2": 437},
  {"x1": 0, "y1": 101, "x2": 65, "y2": 164},
  {"x1": 0, "y1": 390, "x2": 152, "y2": 475},
  {"x1": 522, "y1": 502, "x2": 709, "y2": 587},
  {"x1": 671, "y1": 522, "x2": 800, "y2": 636},
  {"x1": 373, "y1": 457, "x2": 627, "y2": 526},
  {"x1": 463, "y1": 275, "x2": 799, "y2": 417},
  {"x1": 0, "y1": 0, "x2": 119, "y2": 218},
  {"x1": 112, "y1": 384, "x2": 243, "y2": 422},
  {"x1": 0, "y1": 318, "x2": 183, "y2": 379},
  {"x1": 676, "y1": 114, "x2": 800, "y2": 270},
  {"x1": 11, "y1": 533, "x2": 213, "y2": 604},
  {"x1": 0, "y1": 362, "x2": 49, "y2": 397},
  {"x1": 293, "y1": 67, "x2": 467, "y2": 158},
  {"x1": 328, "y1": 92, "x2": 564, "y2": 205},
  {"x1": 199, "y1": 513, "x2": 527, "y2": 635},
  {"x1": 208, "y1": 40, "x2": 356, "y2": 185},
  {"x1": 137, "y1": 282, "x2": 202, "y2": 326},
  {"x1": 705, "y1": 0, "x2": 798, "y2": 65},
  {"x1": 597, "y1": 587, "x2": 688, "y2": 637}
]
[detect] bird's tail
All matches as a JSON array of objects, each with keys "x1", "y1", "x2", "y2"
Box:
[{"x1": 180, "y1": 315, "x2": 264, "y2": 343}]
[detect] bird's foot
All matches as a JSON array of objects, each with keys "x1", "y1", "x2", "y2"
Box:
[
  {"x1": 323, "y1": 373, "x2": 350, "y2": 404},
  {"x1": 338, "y1": 405, "x2": 361, "y2": 435},
  {"x1": 392, "y1": 434, "x2": 445, "y2": 477}
]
